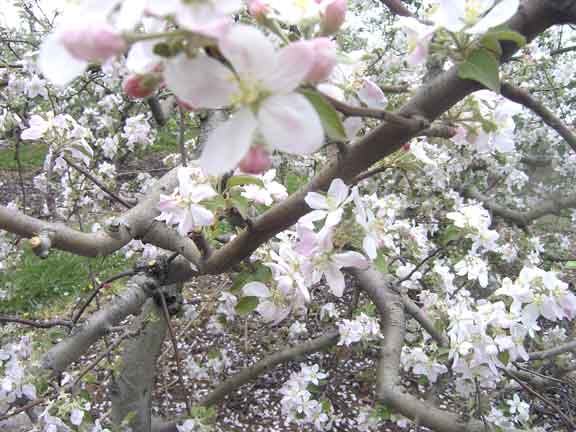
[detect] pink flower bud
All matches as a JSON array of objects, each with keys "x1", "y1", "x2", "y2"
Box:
[
  {"x1": 176, "y1": 97, "x2": 195, "y2": 112},
  {"x1": 60, "y1": 24, "x2": 126, "y2": 62},
  {"x1": 238, "y1": 145, "x2": 272, "y2": 174},
  {"x1": 321, "y1": 0, "x2": 347, "y2": 35},
  {"x1": 247, "y1": 0, "x2": 269, "y2": 18},
  {"x1": 304, "y1": 38, "x2": 337, "y2": 83},
  {"x1": 123, "y1": 74, "x2": 161, "y2": 99}
]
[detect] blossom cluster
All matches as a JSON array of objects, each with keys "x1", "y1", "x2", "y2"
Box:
[{"x1": 279, "y1": 363, "x2": 331, "y2": 430}]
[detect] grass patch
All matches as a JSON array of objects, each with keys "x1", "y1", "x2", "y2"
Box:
[
  {"x1": 0, "y1": 143, "x2": 48, "y2": 171},
  {"x1": 0, "y1": 247, "x2": 133, "y2": 316}
]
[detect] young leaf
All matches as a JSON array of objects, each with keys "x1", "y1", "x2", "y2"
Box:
[
  {"x1": 300, "y1": 89, "x2": 348, "y2": 142},
  {"x1": 458, "y1": 48, "x2": 501, "y2": 93},
  {"x1": 486, "y1": 30, "x2": 527, "y2": 48},
  {"x1": 226, "y1": 175, "x2": 264, "y2": 189},
  {"x1": 235, "y1": 296, "x2": 259, "y2": 315}
]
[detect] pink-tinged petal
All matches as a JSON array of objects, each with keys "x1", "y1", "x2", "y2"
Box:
[
  {"x1": 317, "y1": 226, "x2": 335, "y2": 252},
  {"x1": 299, "y1": 209, "x2": 328, "y2": 228},
  {"x1": 259, "y1": 93, "x2": 324, "y2": 154},
  {"x1": 305, "y1": 192, "x2": 329, "y2": 210},
  {"x1": 189, "y1": 204, "x2": 214, "y2": 227},
  {"x1": 243, "y1": 281, "x2": 270, "y2": 298},
  {"x1": 468, "y1": 0, "x2": 519, "y2": 34},
  {"x1": 324, "y1": 264, "x2": 345, "y2": 297},
  {"x1": 219, "y1": 25, "x2": 276, "y2": 81},
  {"x1": 200, "y1": 108, "x2": 258, "y2": 175},
  {"x1": 325, "y1": 208, "x2": 343, "y2": 226},
  {"x1": 344, "y1": 117, "x2": 362, "y2": 140},
  {"x1": 357, "y1": 79, "x2": 387, "y2": 109},
  {"x1": 38, "y1": 33, "x2": 88, "y2": 87},
  {"x1": 189, "y1": 184, "x2": 217, "y2": 203},
  {"x1": 294, "y1": 224, "x2": 318, "y2": 256},
  {"x1": 264, "y1": 41, "x2": 314, "y2": 93},
  {"x1": 333, "y1": 251, "x2": 369, "y2": 269},
  {"x1": 164, "y1": 54, "x2": 237, "y2": 109},
  {"x1": 328, "y1": 178, "x2": 349, "y2": 204},
  {"x1": 178, "y1": 211, "x2": 195, "y2": 236}
]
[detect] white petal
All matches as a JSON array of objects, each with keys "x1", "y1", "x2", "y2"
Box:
[
  {"x1": 243, "y1": 281, "x2": 270, "y2": 298},
  {"x1": 305, "y1": 192, "x2": 328, "y2": 210},
  {"x1": 357, "y1": 79, "x2": 387, "y2": 109},
  {"x1": 264, "y1": 41, "x2": 314, "y2": 93},
  {"x1": 434, "y1": 0, "x2": 466, "y2": 32},
  {"x1": 189, "y1": 204, "x2": 214, "y2": 227},
  {"x1": 38, "y1": 33, "x2": 87, "y2": 87},
  {"x1": 333, "y1": 251, "x2": 369, "y2": 269},
  {"x1": 190, "y1": 184, "x2": 217, "y2": 203},
  {"x1": 299, "y1": 210, "x2": 328, "y2": 228},
  {"x1": 164, "y1": 54, "x2": 237, "y2": 109},
  {"x1": 363, "y1": 235, "x2": 378, "y2": 260},
  {"x1": 325, "y1": 208, "x2": 343, "y2": 227},
  {"x1": 259, "y1": 93, "x2": 324, "y2": 154},
  {"x1": 200, "y1": 108, "x2": 257, "y2": 175},
  {"x1": 327, "y1": 178, "x2": 349, "y2": 205},
  {"x1": 469, "y1": 0, "x2": 519, "y2": 34},
  {"x1": 324, "y1": 264, "x2": 345, "y2": 297},
  {"x1": 219, "y1": 25, "x2": 276, "y2": 81}
]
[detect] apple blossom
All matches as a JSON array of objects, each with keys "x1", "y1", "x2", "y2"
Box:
[
  {"x1": 240, "y1": 169, "x2": 288, "y2": 206},
  {"x1": 238, "y1": 144, "x2": 272, "y2": 174},
  {"x1": 357, "y1": 78, "x2": 388, "y2": 108},
  {"x1": 164, "y1": 25, "x2": 324, "y2": 174},
  {"x1": 301, "y1": 178, "x2": 351, "y2": 228},
  {"x1": 123, "y1": 73, "x2": 162, "y2": 99},
  {"x1": 432, "y1": 0, "x2": 520, "y2": 34},
  {"x1": 320, "y1": 0, "x2": 347, "y2": 35},
  {"x1": 242, "y1": 281, "x2": 292, "y2": 323},
  {"x1": 301, "y1": 38, "x2": 338, "y2": 83},
  {"x1": 157, "y1": 166, "x2": 217, "y2": 236}
]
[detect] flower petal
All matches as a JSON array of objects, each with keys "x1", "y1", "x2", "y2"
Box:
[
  {"x1": 219, "y1": 24, "x2": 276, "y2": 81},
  {"x1": 38, "y1": 33, "x2": 87, "y2": 87},
  {"x1": 305, "y1": 192, "x2": 328, "y2": 210},
  {"x1": 200, "y1": 108, "x2": 257, "y2": 175},
  {"x1": 243, "y1": 281, "x2": 270, "y2": 298},
  {"x1": 164, "y1": 54, "x2": 237, "y2": 109},
  {"x1": 189, "y1": 204, "x2": 214, "y2": 227},
  {"x1": 469, "y1": 0, "x2": 519, "y2": 34},
  {"x1": 332, "y1": 251, "x2": 369, "y2": 269},
  {"x1": 259, "y1": 93, "x2": 324, "y2": 154},
  {"x1": 264, "y1": 41, "x2": 314, "y2": 93},
  {"x1": 327, "y1": 178, "x2": 349, "y2": 205},
  {"x1": 324, "y1": 264, "x2": 345, "y2": 297}
]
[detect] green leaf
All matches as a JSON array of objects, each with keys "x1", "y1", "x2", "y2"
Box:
[
  {"x1": 479, "y1": 34, "x2": 503, "y2": 57},
  {"x1": 374, "y1": 251, "x2": 388, "y2": 274},
  {"x1": 300, "y1": 89, "x2": 348, "y2": 142},
  {"x1": 566, "y1": 261, "x2": 576, "y2": 269},
  {"x1": 226, "y1": 175, "x2": 264, "y2": 189},
  {"x1": 285, "y1": 173, "x2": 308, "y2": 194},
  {"x1": 458, "y1": 48, "x2": 501, "y2": 93},
  {"x1": 440, "y1": 225, "x2": 462, "y2": 245},
  {"x1": 235, "y1": 296, "x2": 259, "y2": 315},
  {"x1": 498, "y1": 350, "x2": 510, "y2": 365}
]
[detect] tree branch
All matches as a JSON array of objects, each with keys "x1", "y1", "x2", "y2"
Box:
[
  {"x1": 466, "y1": 186, "x2": 576, "y2": 228},
  {"x1": 528, "y1": 339, "x2": 576, "y2": 361},
  {"x1": 0, "y1": 315, "x2": 73, "y2": 329},
  {"x1": 354, "y1": 267, "x2": 487, "y2": 432},
  {"x1": 200, "y1": 0, "x2": 559, "y2": 275},
  {"x1": 501, "y1": 82, "x2": 576, "y2": 154}
]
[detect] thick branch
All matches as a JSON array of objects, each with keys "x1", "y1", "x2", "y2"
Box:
[
  {"x1": 466, "y1": 186, "x2": 576, "y2": 228},
  {"x1": 501, "y1": 82, "x2": 576, "y2": 153},
  {"x1": 41, "y1": 274, "x2": 157, "y2": 376},
  {"x1": 0, "y1": 315, "x2": 73, "y2": 329},
  {"x1": 201, "y1": 0, "x2": 559, "y2": 275},
  {"x1": 379, "y1": 0, "x2": 415, "y2": 18},
  {"x1": 0, "y1": 168, "x2": 201, "y2": 265},
  {"x1": 354, "y1": 267, "x2": 487, "y2": 432},
  {"x1": 529, "y1": 340, "x2": 576, "y2": 361}
]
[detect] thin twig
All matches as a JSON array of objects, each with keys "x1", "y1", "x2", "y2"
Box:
[
  {"x1": 73, "y1": 270, "x2": 136, "y2": 324},
  {"x1": 178, "y1": 106, "x2": 188, "y2": 167},
  {"x1": 158, "y1": 291, "x2": 192, "y2": 416},
  {"x1": 0, "y1": 315, "x2": 73, "y2": 329},
  {"x1": 63, "y1": 156, "x2": 132, "y2": 209},
  {"x1": 502, "y1": 368, "x2": 576, "y2": 430}
]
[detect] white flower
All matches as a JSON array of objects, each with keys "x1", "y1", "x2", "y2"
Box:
[
  {"x1": 301, "y1": 178, "x2": 351, "y2": 228},
  {"x1": 243, "y1": 281, "x2": 292, "y2": 323},
  {"x1": 165, "y1": 24, "x2": 324, "y2": 174},
  {"x1": 433, "y1": 0, "x2": 519, "y2": 34}
]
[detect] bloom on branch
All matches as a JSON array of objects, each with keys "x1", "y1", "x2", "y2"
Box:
[{"x1": 165, "y1": 24, "x2": 324, "y2": 174}]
